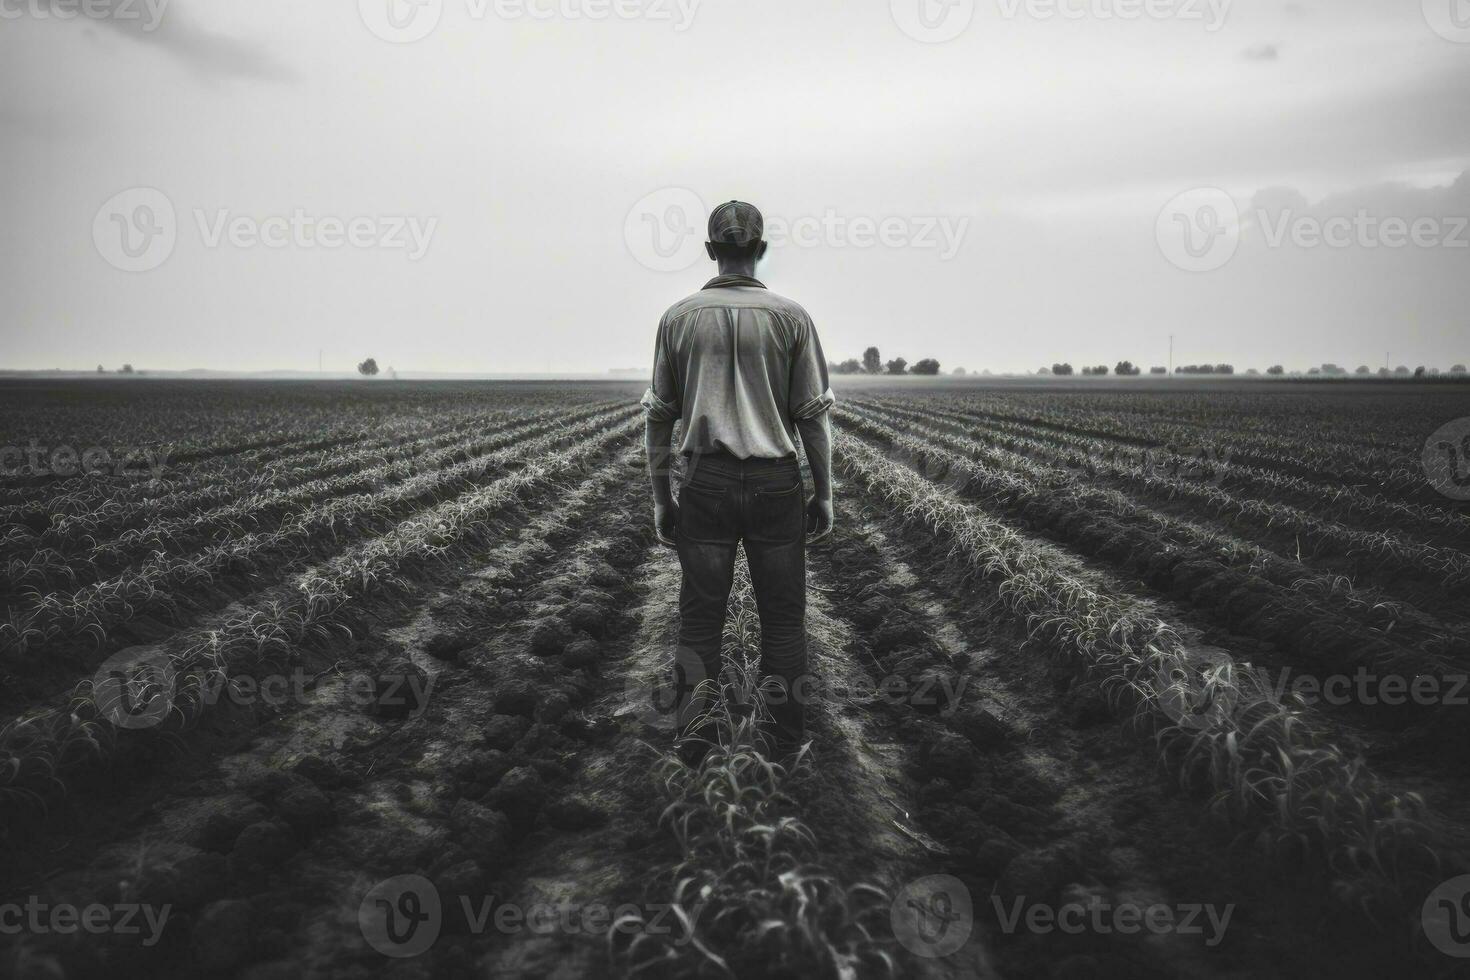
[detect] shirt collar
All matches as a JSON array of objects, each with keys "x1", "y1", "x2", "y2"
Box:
[{"x1": 703, "y1": 274, "x2": 766, "y2": 290}]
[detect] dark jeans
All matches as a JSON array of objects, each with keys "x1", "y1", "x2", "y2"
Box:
[{"x1": 675, "y1": 450, "x2": 808, "y2": 753}]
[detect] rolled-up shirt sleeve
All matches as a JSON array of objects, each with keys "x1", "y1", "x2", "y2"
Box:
[
  {"x1": 790, "y1": 314, "x2": 836, "y2": 421},
  {"x1": 642, "y1": 316, "x2": 681, "y2": 423}
]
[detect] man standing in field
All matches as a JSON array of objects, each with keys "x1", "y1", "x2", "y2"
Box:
[{"x1": 642, "y1": 200, "x2": 836, "y2": 763}]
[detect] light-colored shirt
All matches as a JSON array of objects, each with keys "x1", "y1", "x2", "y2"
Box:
[{"x1": 642, "y1": 275, "x2": 836, "y2": 459}]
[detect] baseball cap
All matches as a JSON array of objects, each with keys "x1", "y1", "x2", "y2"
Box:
[{"x1": 707, "y1": 200, "x2": 764, "y2": 247}]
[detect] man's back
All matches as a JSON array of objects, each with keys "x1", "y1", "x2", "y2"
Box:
[{"x1": 643, "y1": 273, "x2": 834, "y2": 460}]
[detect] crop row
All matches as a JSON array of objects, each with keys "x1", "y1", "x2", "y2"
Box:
[
  {"x1": 903, "y1": 399, "x2": 1470, "y2": 548},
  {"x1": 852, "y1": 400, "x2": 1467, "y2": 641},
  {"x1": 0, "y1": 416, "x2": 400, "y2": 507},
  {"x1": 0, "y1": 413, "x2": 643, "y2": 812},
  {"x1": 865, "y1": 400, "x2": 1470, "y2": 594},
  {"x1": 936, "y1": 396, "x2": 1434, "y2": 503},
  {"x1": 614, "y1": 562, "x2": 896, "y2": 978},
  {"x1": 0, "y1": 406, "x2": 524, "y2": 533},
  {"x1": 841, "y1": 407, "x2": 1462, "y2": 696},
  {"x1": 835, "y1": 432, "x2": 1445, "y2": 917},
  {"x1": 0, "y1": 405, "x2": 637, "y2": 663},
  {"x1": 1, "y1": 404, "x2": 615, "y2": 593}
]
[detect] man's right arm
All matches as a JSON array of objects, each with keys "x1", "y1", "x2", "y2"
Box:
[
  {"x1": 642, "y1": 318, "x2": 681, "y2": 547},
  {"x1": 790, "y1": 313, "x2": 836, "y2": 541}
]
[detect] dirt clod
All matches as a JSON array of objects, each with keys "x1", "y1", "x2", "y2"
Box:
[
  {"x1": 484, "y1": 713, "x2": 531, "y2": 750},
  {"x1": 275, "y1": 783, "x2": 335, "y2": 833},
  {"x1": 450, "y1": 800, "x2": 512, "y2": 862},
  {"x1": 529, "y1": 618, "x2": 572, "y2": 657},
  {"x1": 562, "y1": 636, "x2": 600, "y2": 667},
  {"x1": 192, "y1": 899, "x2": 255, "y2": 972}
]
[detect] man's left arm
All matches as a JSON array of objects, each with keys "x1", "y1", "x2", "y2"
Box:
[{"x1": 795, "y1": 411, "x2": 833, "y2": 540}]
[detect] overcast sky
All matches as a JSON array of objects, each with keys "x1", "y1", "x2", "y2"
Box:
[{"x1": 3, "y1": 0, "x2": 1468, "y2": 374}]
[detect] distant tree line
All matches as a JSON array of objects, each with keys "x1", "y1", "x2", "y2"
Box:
[
  {"x1": 825, "y1": 349, "x2": 1468, "y2": 380},
  {"x1": 829, "y1": 347, "x2": 941, "y2": 376},
  {"x1": 1038, "y1": 361, "x2": 1144, "y2": 377}
]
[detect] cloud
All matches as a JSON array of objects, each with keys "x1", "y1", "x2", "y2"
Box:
[
  {"x1": 67, "y1": 0, "x2": 294, "y2": 82},
  {"x1": 1241, "y1": 43, "x2": 1280, "y2": 62}
]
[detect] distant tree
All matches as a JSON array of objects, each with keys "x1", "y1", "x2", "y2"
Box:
[
  {"x1": 885, "y1": 357, "x2": 908, "y2": 375},
  {"x1": 1320, "y1": 363, "x2": 1346, "y2": 376},
  {"x1": 1377, "y1": 367, "x2": 1391, "y2": 377},
  {"x1": 1115, "y1": 360, "x2": 1140, "y2": 376},
  {"x1": 980, "y1": 369, "x2": 993, "y2": 376},
  {"x1": 1414, "y1": 366, "x2": 1427, "y2": 378},
  {"x1": 827, "y1": 361, "x2": 840, "y2": 375},
  {"x1": 1267, "y1": 365, "x2": 1284, "y2": 376},
  {"x1": 834, "y1": 358, "x2": 862, "y2": 375},
  {"x1": 1452, "y1": 364, "x2": 1467, "y2": 375},
  {"x1": 119, "y1": 364, "x2": 134, "y2": 374},
  {"x1": 358, "y1": 358, "x2": 380, "y2": 377},
  {"x1": 1394, "y1": 365, "x2": 1410, "y2": 376},
  {"x1": 1149, "y1": 366, "x2": 1167, "y2": 375},
  {"x1": 911, "y1": 358, "x2": 941, "y2": 375},
  {"x1": 1051, "y1": 363, "x2": 1073, "y2": 376},
  {"x1": 1246, "y1": 368, "x2": 1260, "y2": 376},
  {"x1": 951, "y1": 366, "x2": 967, "y2": 376},
  {"x1": 1215, "y1": 364, "x2": 1234, "y2": 375},
  {"x1": 1355, "y1": 365, "x2": 1371, "y2": 375},
  {"x1": 1308, "y1": 367, "x2": 1321, "y2": 376},
  {"x1": 96, "y1": 364, "x2": 105, "y2": 373},
  {"x1": 1038, "y1": 367, "x2": 1052, "y2": 375},
  {"x1": 862, "y1": 347, "x2": 882, "y2": 375},
  {"x1": 387, "y1": 366, "x2": 398, "y2": 380}
]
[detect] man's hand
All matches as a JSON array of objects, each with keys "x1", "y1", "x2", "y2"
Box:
[
  {"x1": 805, "y1": 497, "x2": 834, "y2": 542},
  {"x1": 654, "y1": 500, "x2": 680, "y2": 548}
]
